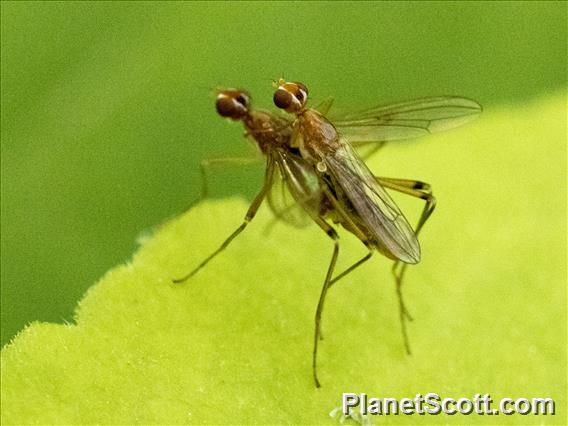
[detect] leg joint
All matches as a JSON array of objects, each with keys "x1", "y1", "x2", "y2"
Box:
[{"x1": 326, "y1": 228, "x2": 339, "y2": 240}]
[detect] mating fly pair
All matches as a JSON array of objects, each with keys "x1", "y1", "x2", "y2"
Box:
[{"x1": 174, "y1": 81, "x2": 481, "y2": 387}]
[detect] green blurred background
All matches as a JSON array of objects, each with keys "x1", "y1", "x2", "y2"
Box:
[{"x1": 1, "y1": 1, "x2": 566, "y2": 346}]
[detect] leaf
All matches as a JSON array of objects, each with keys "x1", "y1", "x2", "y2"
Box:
[{"x1": 1, "y1": 94, "x2": 566, "y2": 425}]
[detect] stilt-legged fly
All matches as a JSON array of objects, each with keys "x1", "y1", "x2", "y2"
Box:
[
  {"x1": 174, "y1": 85, "x2": 481, "y2": 388},
  {"x1": 272, "y1": 79, "x2": 481, "y2": 387},
  {"x1": 173, "y1": 89, "x2": 324, "y2": 283},
  {"x1": 175, "y1": 89, "x2": 381, "y2": 282}
]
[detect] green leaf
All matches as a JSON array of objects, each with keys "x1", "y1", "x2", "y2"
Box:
[{"x1": 1, "y1": 94, "x2": 566, "y2": 424}]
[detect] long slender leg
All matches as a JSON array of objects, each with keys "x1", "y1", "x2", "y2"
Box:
[
  {"x1": 267, "y1": 186, "x2": 374, "y2": 290},
  {"x1": 314, "y1": 250, "x2": 374, "y2": 345},
  {"x1": 314, "y1": 186, "x2": 378, "y2": 344},
  {"x1": 309, "y1": 250, "x2": 374, "y2": 345},
  {"x1": 377, "y1": 177, "x2": 435, "y2": 239},
  {"x1": 173, "y1": 161, "x2": 274, "y2": 283},
  {"x1": 328, "y1": 250, "x2": 373, "y2": 288},
  {"x1": 377, "y1": 177, "x2": 436, "y2": 355},
  {"x1": 310, "y1": 216, "x2": 341, "y2": 388},
  {"x1": 319, "y1": 186, "x2": 374, "y2": 289}
]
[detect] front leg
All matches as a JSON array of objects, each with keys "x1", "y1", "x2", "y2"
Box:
[{"x1": 173, "y1": 158, "x2": 273, "y2": 283}]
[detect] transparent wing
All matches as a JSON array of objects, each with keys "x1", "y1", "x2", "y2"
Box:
[
  {"x1": 267, "y1": 149, "x2": 322, "y2": 227},
  {"x1": 312, "y1": 96, "x2": 335, "y2": 116},
  {"x1": 333, "y1": 96, "x2": 482, "y2": 143},
  {"x1": 325, "y1": 141, "x2": 420, "y2": 264},
  {"x1": 267, "y1": 161, "x2": 312, "y2": 228}
]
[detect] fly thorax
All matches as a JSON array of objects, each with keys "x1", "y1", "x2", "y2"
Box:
[
  {"x1": 246, "y1": 111, "x2": 290, "y2": 152},
  {"x1": 319, "y1": 121, "x2": 337, "y2": 142},
  {"x1": 297, "y1": 112, "x2": 336, "y2": 166}
]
